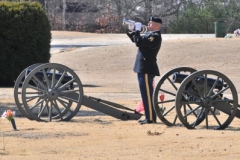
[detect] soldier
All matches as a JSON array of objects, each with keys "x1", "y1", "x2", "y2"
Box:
[{"x1": 127, "y1": 16, "x2": 162, "y2": 125}]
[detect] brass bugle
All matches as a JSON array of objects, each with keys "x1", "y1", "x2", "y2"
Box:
[{"x1": 122, "y1": 18, "x2": 148, "y2": 33}]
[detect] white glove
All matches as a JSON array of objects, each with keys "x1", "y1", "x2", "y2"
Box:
[
  {"x1": 128, "y1": 23, "x2": 135, "y2": 31},
  {"x1": 135, "y1": 22, "x2": 142, "y2": 31}
]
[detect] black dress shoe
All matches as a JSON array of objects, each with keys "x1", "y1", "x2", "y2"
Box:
[
  {"x1": 138, "y1": 119, "x2": 147, "y2": 123},
  {"x1": 140, "y1": 119, "x2": 156, "y2": 125}
]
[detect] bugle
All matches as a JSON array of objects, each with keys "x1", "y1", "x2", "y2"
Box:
[{"x1": 122, "y1": 18, "x2": 148, "y2": 33}]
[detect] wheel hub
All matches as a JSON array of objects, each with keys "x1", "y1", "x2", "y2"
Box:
[
  {"x1": 47, "y1": 88, "x2": 59, "y2": 100},
  {"x1": 201, "y1": 97, "x2": 212, "y2": 108}
]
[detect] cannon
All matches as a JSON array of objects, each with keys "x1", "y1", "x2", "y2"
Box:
[
  {"x1": 14, "y1": 63, "x2": 142, "y2": 122},
  {"x1": 153, "y1": 67, "x2": 239, "y2": 130},
  {"x1": 14, "y1": 64, "x2": 240, "y2": 130}
]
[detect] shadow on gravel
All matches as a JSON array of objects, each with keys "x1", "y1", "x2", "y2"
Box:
[
  {"x1": 194, "y1": 125, "x2": 240, "y2": 131},
  {"x1": 0, "y1": 103, "x2": 18, "y2": 112},
  {"x1": 69, "y1": 118, "x2": 114, "y2": 125},
  {"x1": 0, "y1": 103, "x2": 26, "y2": 118},
  {"x1": 2, "y1": 131, "x2": 89, "y2": 139},
  {"x1": 83, "y1": 84, "x2": 101, "y2": 88},
  {"x1": 76, "y1": 110, "x2": 106, "y2": 116},
  {"x1": 51, "y1": 44, "x2": 107, "y2": 48}
]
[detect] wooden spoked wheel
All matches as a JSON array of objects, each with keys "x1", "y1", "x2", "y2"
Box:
[
  {"x1": 14, "y1": 63, "x2": 43, "y2": 120},
  {"x1": 21, "y1": 63, "x2": 84, "y2": 122},
  {"x1": 175, "y1": 70, "x2": 238, "y2": 130},
  {"x1": 153, "y1": 67, "x2": 197, "y2": 126}
]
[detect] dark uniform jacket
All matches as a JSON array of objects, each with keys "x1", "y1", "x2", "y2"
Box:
[{"x1": 127, "y1": 30, "x2": 161, "y2": 76}]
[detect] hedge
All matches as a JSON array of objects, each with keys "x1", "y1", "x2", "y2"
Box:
[{"x1": 0, "y1": 2, "x2": 51, "y2": 86}]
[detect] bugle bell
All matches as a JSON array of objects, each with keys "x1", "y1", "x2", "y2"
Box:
[{"x1": 122, "y1": 18, "x2": 148, "y2": 33}]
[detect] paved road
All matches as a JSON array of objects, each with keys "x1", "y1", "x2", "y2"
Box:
[{"x1": 50, "y1": 33, "x2": 215, "y2": 53}]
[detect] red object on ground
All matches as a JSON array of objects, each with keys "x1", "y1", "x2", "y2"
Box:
[
  {"x1": 135, "y1": 100, "x2": 144, "y2": 113},
  {"x1": 159, "y1": 94, "x2": 165, "y2": 102},
  {"x1": 135, "y1": 82, "x2": 156, "y2": 113}
]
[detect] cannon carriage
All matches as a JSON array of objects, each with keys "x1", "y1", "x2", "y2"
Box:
[
  {"x1": 153, "y1": 67, "x2": 240, "y2": 130},
  {"x1": 14, "y1": 63, "x2": 240, "y2": 130},
  {"x1": 14, "y1": 63, "x2": 142, "y2": 122}
]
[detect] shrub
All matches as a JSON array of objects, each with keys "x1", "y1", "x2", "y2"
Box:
[{"x1": 0, "y1": 2, "x2": 51, "y2": 86}]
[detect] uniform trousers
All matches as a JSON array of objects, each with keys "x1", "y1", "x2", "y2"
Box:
[{"x1": 137, "y1": 73, "x2": 156, "y2": 121}]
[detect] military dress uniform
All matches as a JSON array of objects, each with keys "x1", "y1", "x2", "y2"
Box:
[{"x1": 127, "y1": 19, "x2": 162, "y2": 124}]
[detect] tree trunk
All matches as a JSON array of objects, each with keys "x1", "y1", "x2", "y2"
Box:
[{"x1": 62, "y1": 0, "x2": 66, "y2": 30}]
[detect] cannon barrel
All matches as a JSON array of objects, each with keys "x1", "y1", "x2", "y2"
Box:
[{"x1": 172, "y1": 73, "x2": 223, "y2": 90}]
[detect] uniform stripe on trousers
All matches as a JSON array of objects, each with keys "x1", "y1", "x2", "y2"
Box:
[{"x1": 145, "y1": 74, "x2": 152, "y2": 121}]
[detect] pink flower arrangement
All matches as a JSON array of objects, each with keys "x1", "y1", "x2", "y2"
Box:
[
  {"x1": 1, "y1": 110, "x2": 15, "y2": 121},
  {"x1": 1, "y1": 110, "x2": 17, "y2": 130}
]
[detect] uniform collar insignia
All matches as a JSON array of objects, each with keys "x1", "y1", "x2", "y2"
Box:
[{"x1": 148, "y1": 37, "x2": 154, "y2": 42}]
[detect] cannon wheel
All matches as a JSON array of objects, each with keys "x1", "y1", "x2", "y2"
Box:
[
  {"x1": 14, "y1": 63, "x2": 70, "y2": 120},
  {"x1": 175, "y1": 70, "x2": 238, "y2": 130},
  {"x1": 153, "y1": 67, "x2": 202, "y2": 126},
  {"x1": 21, "y1": 63, "x2": 84, "y2": 122},
  {"x1": 14, "y1": 63, "x2": 44, "y2": 120}
]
